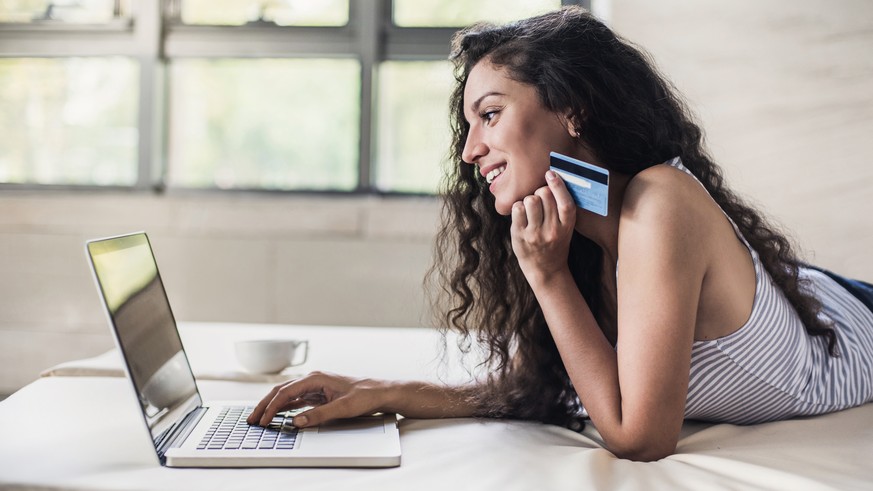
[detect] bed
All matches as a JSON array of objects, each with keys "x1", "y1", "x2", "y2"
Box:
[{"x1": 1, "y1": 322, "x2": 870, "y2": 490}]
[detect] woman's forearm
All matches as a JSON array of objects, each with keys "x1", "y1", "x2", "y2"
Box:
[
  {"x1": 527, "y1": 269, "x2": 684, "y2": 461},
  {"x1": 381, "y1": 380, "x2": 480, "y2": 419},
  {"x1": 528, "y1": 270, "x2": 623, "y2": 426}
]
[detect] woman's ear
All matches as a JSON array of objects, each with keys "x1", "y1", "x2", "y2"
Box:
[{"x1": 564, "y1": 111, "x2": 583, "y2": 138}]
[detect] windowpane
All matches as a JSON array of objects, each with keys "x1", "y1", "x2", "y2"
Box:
[
  {"x1": 393, "y1": 0, "x2": 561, "y2": 27},
  {"x1": 0, "y1": 0, "x2": 128, "y2": 24},
  {"x1": 0, "y1": 57, "x2": 139, "y2": 185},
  {"x1": 169, "y1": 58, "x2": 360, "y2": 191},
  {"x1": 376, "y1": 61, "x2": 453, "y2": 194},
  {"x1": 181, "y1": 0, "x2": 348, "y2": 26}
]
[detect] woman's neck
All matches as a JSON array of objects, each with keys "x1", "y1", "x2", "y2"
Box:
[{"x1": 572, "y1": 171, "x2": 629, "y2": 266}]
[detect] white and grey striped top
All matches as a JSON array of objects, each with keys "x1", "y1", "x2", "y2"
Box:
[{"x1": 668, "y1": 158, "x2": 873, "y2": 424}]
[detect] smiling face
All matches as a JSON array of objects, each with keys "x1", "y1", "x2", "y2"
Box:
[{"x1": 461, "y1": 60, "x2": 579, "y2": 215}]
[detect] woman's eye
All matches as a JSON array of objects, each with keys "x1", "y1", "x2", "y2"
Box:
[{"x1": 480, "y1": 110, "x2": 499, "y2": 124}]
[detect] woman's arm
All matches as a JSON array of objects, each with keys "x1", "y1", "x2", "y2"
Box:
[
  {"x1": 247, "y1": 372, "x2": 480, "y2": 427},
  {"x1": 512, "y1": 170, "x2": 704, "y2": 461}
]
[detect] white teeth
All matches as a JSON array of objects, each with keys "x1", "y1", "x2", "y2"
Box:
[{"x1": 485, "y1": 165, "x2": 506, "y2": 184}]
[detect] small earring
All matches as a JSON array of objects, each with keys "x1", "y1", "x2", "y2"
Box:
[{"x1": 572, "y1": 126, "x2": 582, "y2": 138}]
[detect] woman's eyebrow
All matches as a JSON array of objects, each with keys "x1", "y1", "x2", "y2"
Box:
[{"x1": 470, "y1": 91, "x2": 506, "y2": 114}]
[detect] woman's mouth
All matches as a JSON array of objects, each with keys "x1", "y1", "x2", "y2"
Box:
[{"x1": 485, "y1": 165, "x2": 507, "y2": 184}]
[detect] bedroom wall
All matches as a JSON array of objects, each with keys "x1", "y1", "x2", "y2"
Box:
[
  {"x1": 0, "y1": 194, "x2": 440, "y2": 395},
  {"x1": 1, "y1": 0, "x2": 871, "y2": 395},
  {"x1": 609, "y1": 0, "x2": 873, "y2": 276}
]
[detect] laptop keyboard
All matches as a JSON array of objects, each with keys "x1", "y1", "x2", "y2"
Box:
[{"x1": 197, "y1": 406, "x2": 299, "y2": 451}]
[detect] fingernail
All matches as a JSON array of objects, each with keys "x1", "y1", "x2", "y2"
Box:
[
  {"x1": 546, "y1": 170, "x2": 556, "y2": 181},
  {"x1": 294, "y1": 415, "x2": 309, "y2": 427}
]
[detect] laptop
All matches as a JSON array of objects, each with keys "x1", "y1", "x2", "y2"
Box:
[{"x1": 85, "y1": 232, "x2": 401, "y2": 468}]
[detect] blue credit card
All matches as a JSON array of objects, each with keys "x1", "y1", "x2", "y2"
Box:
[{"x1": 549, "y1": 152, "x2": 610, "y2": 216}]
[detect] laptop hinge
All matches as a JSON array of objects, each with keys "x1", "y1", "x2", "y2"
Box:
[{"x1": 156, "y1": 406, "x2": 207, "y2": 463}]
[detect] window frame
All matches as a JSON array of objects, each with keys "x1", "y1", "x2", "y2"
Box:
[{"x1": 0, "y1": 0, "x2": 587, "y2": 194}]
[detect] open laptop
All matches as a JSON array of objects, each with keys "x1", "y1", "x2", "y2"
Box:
[{"x1": 85, "y1": 232, "x2": 401, "y2": 468}]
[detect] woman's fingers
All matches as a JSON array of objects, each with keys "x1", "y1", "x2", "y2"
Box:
[
  {"x1": 545, "y1": 170, "x2": 577, "y2": 226},
  {"x1": 509, "y1": 174, "x2": 577, "y2": 280},
  {"x1": 248, "y1": 372, "x2": 346, "y2": 426},
  {"x1": 511, "y1": 201, "x2": 528, "y2": 230},
  {"x1": 245, "y1": 372, "x2": 386, "y2": 429},
  {"x1": 293, "y1": 394, "x2": 363, "y2": 428},
  {"x1": 247, "y1": 383, "x2": 286, "y2": 425},
  {"x1": 257, "y1": 379, "x2": 318, "y2": 426},
  {"x1": 522, "y1": 194, "x2": 544, "y2": 228},
  {"x1": 534, "y1": 185, "x2": 558, "y2": 226},
  {"x1": 513, "y1": 183, "x2": 564, "y2": 237}
]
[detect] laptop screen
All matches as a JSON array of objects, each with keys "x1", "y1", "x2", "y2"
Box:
[{"x1": 87, "y1": 233, "x2": 200, "y2": 444}]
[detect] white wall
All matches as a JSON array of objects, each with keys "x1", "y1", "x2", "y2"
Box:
[
  {"x1": 2, "y1": 0, "x2": 871, "y2": 395},
  {"x1": 610, "y1": 0, "x2": 873, "y2": 276},
  {"x1": 0, "y1": 194, "x2": 440, "y2": 394}
]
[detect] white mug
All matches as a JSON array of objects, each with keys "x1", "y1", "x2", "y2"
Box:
[{"x1": 234, "y1": 339, "x2": 309, "y2": 374}]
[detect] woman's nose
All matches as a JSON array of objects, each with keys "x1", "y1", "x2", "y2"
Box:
[{"x1": 461, "y1": 131, "x2": 488, "y2": 165}]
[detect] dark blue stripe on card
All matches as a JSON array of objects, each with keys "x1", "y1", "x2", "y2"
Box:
[{"x1": 549, "y1": 155, "x2": 609, "y2": 185}]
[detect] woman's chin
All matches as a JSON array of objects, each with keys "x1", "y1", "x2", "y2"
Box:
[{"x1": 494, "y1": 199, "x2": 513, "y2": 216}]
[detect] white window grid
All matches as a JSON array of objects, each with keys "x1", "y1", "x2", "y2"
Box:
[{"x1": 0, "y1": 0, "x2": 587, "y2": 194}]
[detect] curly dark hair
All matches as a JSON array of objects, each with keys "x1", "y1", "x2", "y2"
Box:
[{"x1": 426, "y1": 6, "x2": 836, "y2": 430}]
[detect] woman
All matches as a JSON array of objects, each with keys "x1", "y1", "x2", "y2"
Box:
[{"x1": 248, "y1": 6, "x2": 873, "y2": 461}]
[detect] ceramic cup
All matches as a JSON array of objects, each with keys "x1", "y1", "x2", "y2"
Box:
[{"x1": 234, "y1": 339, "x2": 309, "y2": 374}]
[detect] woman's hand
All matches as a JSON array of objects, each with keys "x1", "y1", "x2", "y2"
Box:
[
  {"x1": 510, "y1": 170, "x2": 577, "y2": 286},
  {"x1": 246, "y1": 371, "x2": 393, "y2": 428}
]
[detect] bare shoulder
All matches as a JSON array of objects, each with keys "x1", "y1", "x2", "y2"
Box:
[
  {"x1": 619, "y1": 164, "x2": 758, "y2": 341},
  {"x1": 619, "y1": 163, "x2": 713, "y2": 237}
]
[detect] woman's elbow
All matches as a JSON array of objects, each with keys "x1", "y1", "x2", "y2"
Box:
[
  {"x1": 608, "y1": 436, "x2": 677, "y2": 462},
  {"x1": 611, "y1": 446, "x2": 674, "y2": 462}
]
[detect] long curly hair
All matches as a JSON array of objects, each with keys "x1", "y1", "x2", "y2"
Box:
[{"x1": 426, "y1": 6, "x2": 835, "y2": 430}]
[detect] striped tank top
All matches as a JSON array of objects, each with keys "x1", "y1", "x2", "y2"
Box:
[{"x1": 667, "y1": 157, "x2": 873, "y2": 424}]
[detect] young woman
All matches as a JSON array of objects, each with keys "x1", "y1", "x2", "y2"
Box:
[{"x1": 248, "y1": 7, "x2": 873, "y2": 461}]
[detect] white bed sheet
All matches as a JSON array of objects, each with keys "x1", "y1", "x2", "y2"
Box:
[
  {"x1": 1, "y1": 322, "x2": 870, "y2": 491},
  {"x1": 1, "y1": 376, "x2": 870, "y2": 491}
]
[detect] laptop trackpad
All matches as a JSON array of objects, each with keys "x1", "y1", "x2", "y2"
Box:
[{"x1": 317, "y1": 416, "x2": 385, "y2": 435}]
